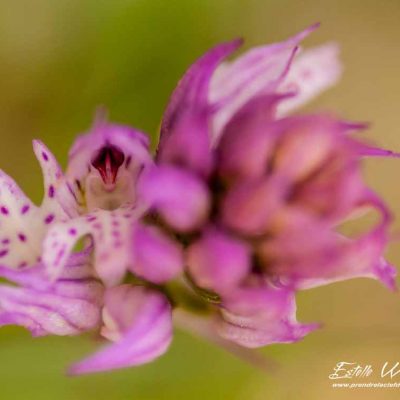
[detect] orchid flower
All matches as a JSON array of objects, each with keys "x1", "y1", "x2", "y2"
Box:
[{"x1": 0, "y1": 24, "x2": 396, "y2": 375}]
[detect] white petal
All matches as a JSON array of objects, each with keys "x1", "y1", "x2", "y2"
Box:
[
  {"x1": 209, "y1": 25, "x2": 319, "y2": 142},
  {"x1": 277, "y1": 43, "x2": 342, "y2": 116},
  {"x1": 0, "y1": 142, "x2": 79, "y2": 269}
]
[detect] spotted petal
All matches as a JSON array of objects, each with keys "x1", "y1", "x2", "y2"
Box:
[
  {"x1": 43, "y1": 205, "x2": 143, "y2": 286},
  {"x1": 0, "y1": 141, "x2": 77, "y2": 269},
  {"x1": 69, "y1": 285, "x2": 173, "y2": 374},
  {"x1": 33, "y1": 140, "x2": 78, "y2": 219}
]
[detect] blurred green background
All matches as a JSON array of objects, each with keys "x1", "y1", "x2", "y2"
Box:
[{"x1": 1, "y1": 1, "x2": 400, "y2": 399}]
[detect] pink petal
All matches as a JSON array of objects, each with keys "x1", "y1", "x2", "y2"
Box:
[
  {"x1": 69, "y1": 285, "x2": 173, "y2": 374},
  {"x1": 159, "y1": 39, "x2": 242, "y2": 148},
  {"x1": 264, "y1": 193, "x2": 396, "y2": 290},
  {"x1": 356, "y1": 144, "x2": 400, "y2": 158},
  {"x1": 217, "y1": 286, "x2": 318, "y2": 348},
  {"x1": 66, "y1": 119, "x2": 152, "y2": 212},
  {"x1": 210, "y1": 24, "x2": 319, "y2": 141},
  {"x1": 130, "y1": 224, "x2": 184, "y2": 284},
  {"x1": 138, "y1": 165, "x2": 210, "y2": 232},
  {"x1": 187, "y1": 226, "x2": 251, "y2": 293},
  {"x1": 68, "y1": 121, "x2": 150, "y2": 182},
  {"x1": 0, "y1": 261, "x2": 102, "y2": 336},
  {"x1": 216, "y1": 94, "x2": 288, "y2": 180},
  {"x1": 158, "y1": 39, "x2": 243, "y2": 177},
  {"x1": 221, "y1": 174, "x2": 287, "y2": 236},
  {"x1": 273, "y1": 115, "x2": 339, "y2": 182},
  {"x1": 293, "y1": 227, "x2": 396, "y2": 291},
  {"x1": 157, "y1": 109, "x2": 213, "y2": 177}
]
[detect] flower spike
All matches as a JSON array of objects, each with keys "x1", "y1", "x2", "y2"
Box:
[{"x1": 0, "y1": 25, "x2": 396, "y2": 376}]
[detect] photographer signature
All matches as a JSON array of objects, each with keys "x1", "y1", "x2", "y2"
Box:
[{"x1": 329, "y1": 362, "x2": 400, "y2": 380}]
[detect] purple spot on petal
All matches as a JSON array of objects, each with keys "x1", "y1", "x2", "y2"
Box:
[
  {"x1": 1, "y1": 206, "x2": 9, "y2": 215},
  {"x1": 21, "y1": 205, "x2": 30, "y2": 214},
  {"x1": 112, "y1": 220, "x2": 119, "y2": 227},
  {"x1": 123, "y1": 213, "x2": 131, "y2": 219},
  {"x1": 48, "y1": 185, "x2": 55, "y2": 198},
  {"x1": 87, "y1": 215, "x2": 97, "y2": 222},
  {"x1": 93, "y1": 223, "x2": 102, "y2": 230},
  {"x1": 1, "y1": 239, "x2": 10, "y2": 245},
  {"x1": 69, "y1": 228, "x2": 77, "y2": 236},
  {"x1": 18, "y1": 262, "x2": 27, "y2": 268},
  {"x1": 45, "y1": 214, "x2": 55, "y2": 224},
  {"x1": 0, "y1": 249, "x2": 8, "y2": 258},
  {"x1": 42, "y1": 152, "x2": 49, "y2": 161},
  {"x1": 18, "y1": 233, "x2": 27, "y2": 242},
  {"x1": 112, "y1": 230, "x2": 120, "y2": 238}
]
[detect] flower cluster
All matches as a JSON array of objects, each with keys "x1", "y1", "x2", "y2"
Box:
[{"x1": 0, "y1": 24, "x2": 396, "y2": 374}]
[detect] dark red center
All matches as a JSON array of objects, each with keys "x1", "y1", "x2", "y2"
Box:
[{"x1": 91, "y1": 144, "x2": 125, "y2": 184}]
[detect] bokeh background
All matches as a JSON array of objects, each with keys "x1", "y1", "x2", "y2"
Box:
[{"x1": 0, "y1": 1, "x2": 400, "y2": 399}]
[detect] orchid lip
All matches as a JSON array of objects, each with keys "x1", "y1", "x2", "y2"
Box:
[{"x1": 91, "y1": 144, "x2": 125, "y2": 186}]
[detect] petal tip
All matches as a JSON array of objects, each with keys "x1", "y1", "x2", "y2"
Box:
[
  {"x1": 287, "y1": 321, "x2": 321, "y2": 343},
  {"x1": 294, "y1": 22, "x2": 321, "y2": 42},
  {"x1": 375, "y1": 262, "x2": 398, "y2": 291}
]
